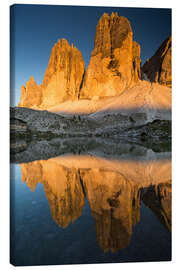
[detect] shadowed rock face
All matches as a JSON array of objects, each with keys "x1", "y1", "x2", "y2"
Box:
[
  {"x1": 18, "y1": 39, "x2": 85, "y2": 108},
  {"x1": 132, "y1": 41, "x2": 141, "y2": 83},
  {"x1": 80, "y1": 12, "x2": 141, "y2": 99},
  {"x1": 142, "y1": 181, "x2": 171, "y2": 231},
  {"x1": 19, "y1": 155, "x2": 171, "y2": 253},
  {"x1": 142, "y1": 36, "x2": 172, "y2": 87}
]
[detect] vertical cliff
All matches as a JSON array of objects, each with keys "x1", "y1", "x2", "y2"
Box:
[
  {"x1": 18, "y1": 38, "x2": 85, "y2": 108},
  {"x1": 80, "y1": 12, "x2": 141, "y2": 99},
  {"x1": 41, "y1": 39, "x2": 85, "y2": 107},
  {"x1": 18, "y1": 76, "x2": 42, "y2": 108}
]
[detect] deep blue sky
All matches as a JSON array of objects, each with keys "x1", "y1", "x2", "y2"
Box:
[{"x1": 11, "y1": 4, "x2": 171, "y2": 106}]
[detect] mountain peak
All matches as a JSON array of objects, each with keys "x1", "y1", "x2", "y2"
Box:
[
  {"x1": 18, "y1": 37, "x2": 85, "y2": 108},
  {"x1": 80, "y1": 13, "x2": 140, "y2": 99}
]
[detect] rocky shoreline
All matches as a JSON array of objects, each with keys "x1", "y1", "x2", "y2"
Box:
[
  {"x1": 10, "y1": 106, "x2": 171, "y2": 137},
  {"x1": 10, "y1": 106, "x2": 171, "y2": 159}
]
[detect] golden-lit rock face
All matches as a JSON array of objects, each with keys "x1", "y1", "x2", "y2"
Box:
[
  {"x1": 82, "y1": 169, "x2": 141, "y2": 252},
  {"x1": 18, "y1": 39, "x2": 85, "y2": 109},
  {"x1": 142, "y1": 36, "x2": 172, "y2": 87},
  {"x1": 18, "y1": 77, "x2": 42, "y2": 108},
  {"x1": 40, "y1": 39, "x2": 85, "y2": 107},
  {"x1": 80, "y1": 13, "x2": 141, "y2": 99},
  {"x1": 43, "y1": 168, "x2": 85, "y2": 228},
  {"x1": 20, "y1": 159, "x2": 85, "y2": 228},
  {"x1": 19, "y1": 155, "x2": 171, "y2": 253}
]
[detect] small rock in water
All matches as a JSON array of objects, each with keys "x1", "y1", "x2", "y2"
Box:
[{"x1": 32, "y1": 201, "x2": 37, "y2": 205}]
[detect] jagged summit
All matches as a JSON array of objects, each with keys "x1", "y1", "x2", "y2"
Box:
[
  {"x1": 80, "y1": 12, "x2": 141, "y2": 99},
  {"x1": 18, "y1": 38, "x2": 85, "y2": 109},
  {"x1": 18, "y1": 75, "x2": 42, "y2": 108},
  {"x1": 91, "y1": 13, "x2": 132, "y2": 57}
]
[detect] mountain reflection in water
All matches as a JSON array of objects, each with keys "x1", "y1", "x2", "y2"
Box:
[{"x1": 18, "y1": 154, "x2": 171, "y2": 254}]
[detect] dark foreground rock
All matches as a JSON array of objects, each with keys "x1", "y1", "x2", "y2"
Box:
[
  {"x1": 10, "y1": 107, "x2": 171, "y2": 141},
  {"x1": 10, "y1": 107, "x2": 100, "y2": 137}
]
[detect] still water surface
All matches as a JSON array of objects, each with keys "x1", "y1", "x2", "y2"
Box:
[{"x1": 10, "y1": 140, "x2": 171, "y2": 266}]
